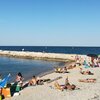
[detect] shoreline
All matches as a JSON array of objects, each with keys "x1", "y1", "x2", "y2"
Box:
[
  {"x1": 23, "y1": 61, "x2": 74, "y2": 83},
  {"x1": 0, "y1": 50, "x2": 76, "y2": 84},
  {"x1": 37, "y1": 61, "x2": 74, "y2": 78}
]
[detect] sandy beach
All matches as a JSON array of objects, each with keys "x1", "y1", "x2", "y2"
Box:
[
  {"x1": 4, "y1": 65, "x2": 100, "y2": 100},
  {"x1": 0, "y1": 51, "x2": 99, "y2": 100},
  {"x1": 1, "y1": 0, "x2": 100, "y2": 99}
]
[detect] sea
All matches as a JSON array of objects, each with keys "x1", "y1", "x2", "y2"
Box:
[{"x1": 0, "y1": 46, "x2": 100, "y2": 82}]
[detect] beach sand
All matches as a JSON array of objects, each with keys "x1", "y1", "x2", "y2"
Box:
[{"x1": 5, "y1": 66, "x2": 100, "y2": 100}]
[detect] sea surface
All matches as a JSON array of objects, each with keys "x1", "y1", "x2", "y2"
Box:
[
  {"x1": 0, "y1": 46, "x2": 100, "y2": 82},
  {"x1": 0, "y1": 56, "x2": 62, "y2": 82},
  {"x1": 0, "y1": 46, "x2": 100, "y2": 54}
]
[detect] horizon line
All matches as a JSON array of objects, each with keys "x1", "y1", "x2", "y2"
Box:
[{"x1": 0, "y1": 45, "x2": 100, "y2": 47}]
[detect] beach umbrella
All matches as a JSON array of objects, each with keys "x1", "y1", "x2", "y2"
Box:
[
  {"x1": 87, "y1": 54, "x2": 98, "y2": 58},
  {"x1": 0, "y1": 74, "x2": 10, "y2": 88}
]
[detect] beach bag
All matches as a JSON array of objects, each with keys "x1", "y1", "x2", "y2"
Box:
[{"x1": 2, "y1": 88, "x2": 11, "y2": 98}]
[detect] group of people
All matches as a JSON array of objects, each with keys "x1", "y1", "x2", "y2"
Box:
[
  {"x1": 14, "y1": 72, "x2": 43, "y2": 88},
  {"x1": 54, "y1": 67, "x2": 96, "y2": 91},
  {"x1": 53, "y1": 55, "x2": 99, "y2": 91},
  {"x1": 0, "y1": 72, "x2": 43, "y2": 99},
  {"x1": 0, "y1": 72, "x2": 50, "y2": 94},
  {"x1": 14, "y1": 72, "x2": 50, "y2": 90},
  {"x1": 75, "y1": 55, "x2": 100, "y2": 68}
]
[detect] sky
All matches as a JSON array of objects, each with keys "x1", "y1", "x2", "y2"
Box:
[{"x1": 0, "y1": 0, "x2": 100, "y2": 46}]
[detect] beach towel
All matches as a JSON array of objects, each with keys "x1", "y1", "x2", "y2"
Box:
[
  {"x1": 0, "y1": 74, "x2": 10, "y2": 88},
  {"x1": 54, "y1": 82, "x2": 63, "y2": 91}
]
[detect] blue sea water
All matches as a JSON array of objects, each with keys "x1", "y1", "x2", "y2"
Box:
[
  {"x1": 0, "y1": 46, "x2": 100, "y2": 82},
  {"x1": 0, "y1": 46, "x2": 100, "y2": 54},
  {"x1": 0, "y1": 56, "x2": 61, "y2": 82}
]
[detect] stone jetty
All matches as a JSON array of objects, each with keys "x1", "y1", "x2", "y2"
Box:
[{"x1": 0, "y1": 50, "x2": 77, "y2": 62}]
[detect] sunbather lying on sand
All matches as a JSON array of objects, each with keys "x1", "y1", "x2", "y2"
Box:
[
  {"x1": 67, "y1": 64, "x2": 76, "y2": 70},
  {"x1": 64, "y1": 76, "x2": 76, "y2": 90},
  {"x1": 54, "y1": 77, "x2": 76, "y2": 91},
  {"x1": 79, "y1": 78, "x2": 96, "y2": 83},
  {"x1": 80, "y1": 68, "x2": 94, "y2": 75},
  {"x1": 54, "y1": 67, "x2": 69, "y2": 73},
  {"x1": 23, "y1": 77, "x2": 50, "y2": 89},
  {"x1": 28, "y1": 76, "x2": 50, "y2": 86}
]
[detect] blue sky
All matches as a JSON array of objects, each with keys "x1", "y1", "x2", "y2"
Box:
[{"x1": 0, "y1": 0, "x2": 100, "y2": 46}]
